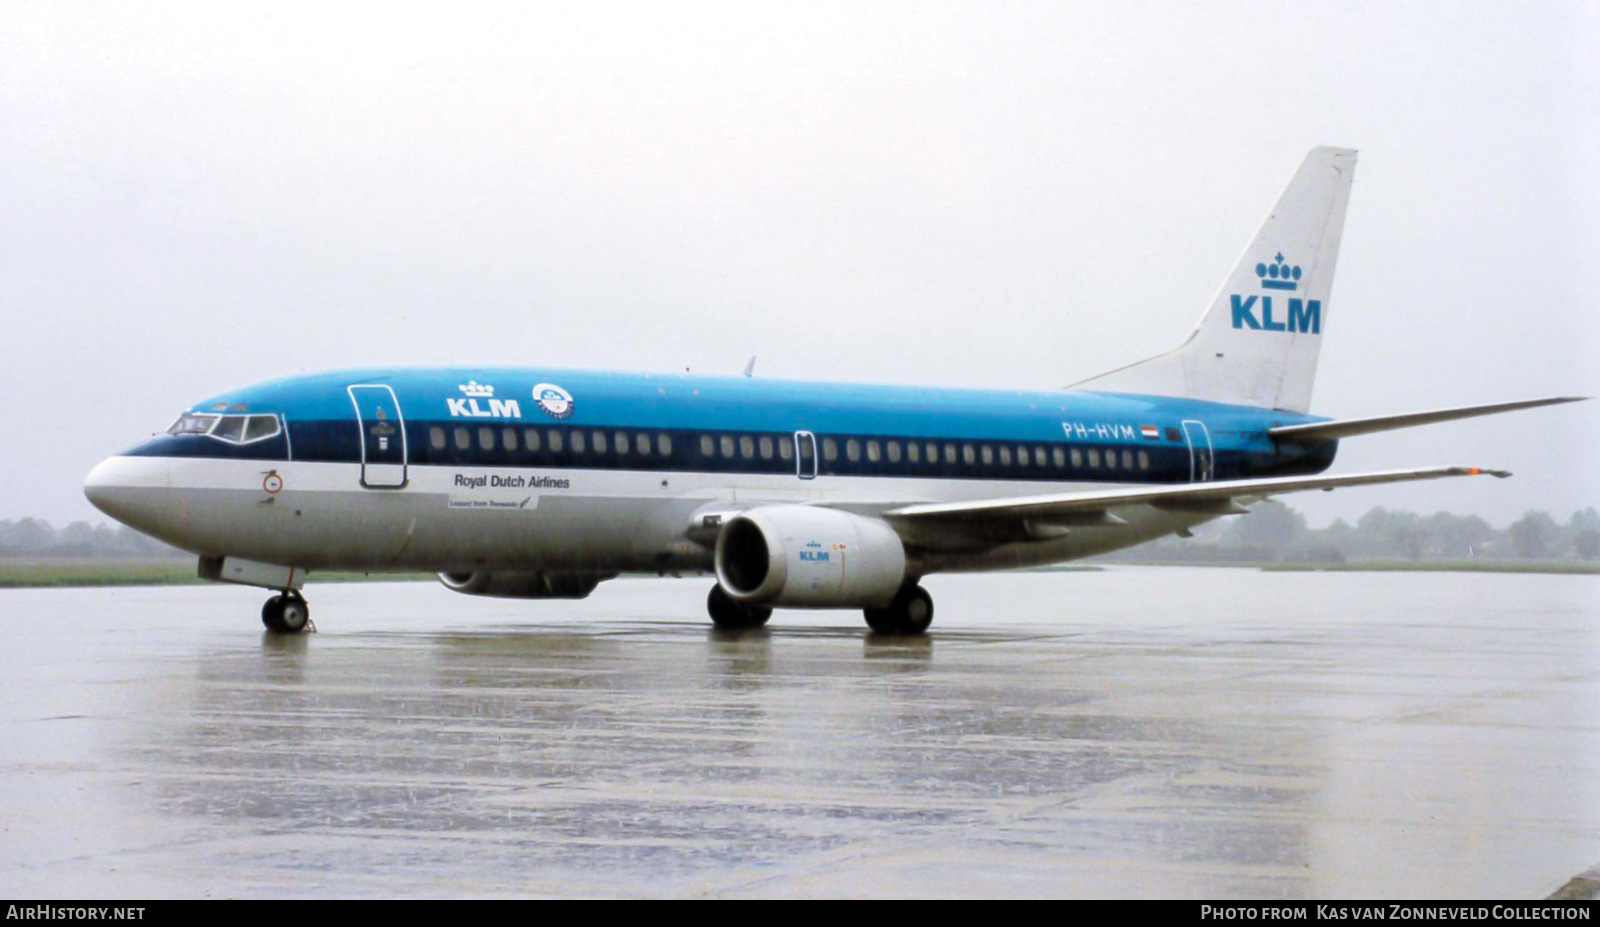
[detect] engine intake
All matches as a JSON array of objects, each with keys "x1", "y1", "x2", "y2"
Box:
[
  {"x1": 437, "y1": 571, "x2": 611, "y2": 599},
  {"x1": 714, "y1": 505, "x2": 907, "y2": 608}
]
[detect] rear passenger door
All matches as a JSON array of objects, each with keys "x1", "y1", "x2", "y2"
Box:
[{"x1": 348, "y1": 384, "x2": 408, "y2": 489}]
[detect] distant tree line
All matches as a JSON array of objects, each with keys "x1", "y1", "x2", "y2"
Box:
[
  {"x1": 0, "y1": 519, "x2": 186, "y2": 558},
  {"x1": 1098, "y1": 503, "x2": 1600, "y2": 564}
]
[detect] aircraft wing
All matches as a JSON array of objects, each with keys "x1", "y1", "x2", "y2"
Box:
[
  {"x1": 882, "y1": 466, "x2": 1509, "y2": 524},
  {"x1": 1269, "y1": 397, "x2": 1586, "y2": 443}
]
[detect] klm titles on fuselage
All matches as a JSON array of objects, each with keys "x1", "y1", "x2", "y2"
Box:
[
  {"x1": 448, "y1": 397, "x2": 522, "y2": 419},
  {"x1": 1232, "y1": 252, "x2": 1322, "y2": 334},
  {"x1": 447, "y1": 381, "x2": 575, "y2": 420}
]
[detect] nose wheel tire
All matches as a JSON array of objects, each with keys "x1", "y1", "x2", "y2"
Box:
[
  {"x1": 262, "y1": 591, "x2": 310, "y2": 634},
  {"x1": 707, "y1": 584, "x2": 772, "y2": 630},
  {"x1": 864, "y1": 583, "x2": 934, "y2": 635}
]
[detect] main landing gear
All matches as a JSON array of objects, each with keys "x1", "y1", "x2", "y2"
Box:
[
  {"x1": 864, "y1": 584, "x2": 934, "y2": 635},
  {"x1": 261, "y1": 590, "x2": 312, "y2": 634},
  {"x1": 703, "y1": 582, "x2": 936, "y2": 635},
  {"x1": 706, "y1": 584, "x2": 772, "y2": 630}
]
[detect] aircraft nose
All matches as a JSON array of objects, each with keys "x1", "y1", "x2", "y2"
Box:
[
  {"x1": 84, "y1": 456, "x2": 131, "y2": 522},
  {"x1": 84, "y1": 455, "x2": 168, "y2": 530}
]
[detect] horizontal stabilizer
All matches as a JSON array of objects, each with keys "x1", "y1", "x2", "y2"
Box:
[
  {"x1": 885, "y1": 466, "x2": 1508, "y2": 525},
  {"x1": 1270, "y1": 396, "x2": 1588, "y2": 443}
]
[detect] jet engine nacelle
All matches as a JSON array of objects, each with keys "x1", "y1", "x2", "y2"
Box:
[
  {"x1": 437, "y1": 571, "x2": 609, "y2": 599},
  {"x1": 714, "y1": 505, "x2": 908, "y2": 608}
]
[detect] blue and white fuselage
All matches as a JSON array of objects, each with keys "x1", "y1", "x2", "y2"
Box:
[
  {"x1": 87, "y1": 367, "x2": 1335, "y2": 574},
  {"x1": 82, "y1": 147, "x2": 1581, "y2": 634}
]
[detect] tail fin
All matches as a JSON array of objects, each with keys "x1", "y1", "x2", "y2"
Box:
[{"x1": 1070, "y1": 146, "x2": 1357, "y2": 413}]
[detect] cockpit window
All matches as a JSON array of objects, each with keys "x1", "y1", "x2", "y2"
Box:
[
  {"x1": 167, "y1": 412, "x2": 281, "y2": 444},
  {"x1": 168, "y1": 413, "x2": 219, "y2": 435},
  {"x1": 211, "y1": 416, "x2": 247, "y2": 442},
  {"x1": 243, "y1": 415, "x2": 280, "y2": 442}
]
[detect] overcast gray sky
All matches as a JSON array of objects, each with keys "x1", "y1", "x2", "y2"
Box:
[{"x1": 3, "y1": 0, "x2": 1596, "y2": 528}]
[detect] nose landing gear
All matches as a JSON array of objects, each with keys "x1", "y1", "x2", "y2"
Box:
[{"x1": 261, "y1": 590, "x2": 312, "y2": 634}]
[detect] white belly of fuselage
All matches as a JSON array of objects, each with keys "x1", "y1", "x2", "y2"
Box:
[{"x1": 85, "y1": 455, "x2": 1217, "y2": 576}]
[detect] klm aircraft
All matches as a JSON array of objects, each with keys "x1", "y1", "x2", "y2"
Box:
[{"x1": 84, "y1": 148, "x2": 1582, "y2": 634}]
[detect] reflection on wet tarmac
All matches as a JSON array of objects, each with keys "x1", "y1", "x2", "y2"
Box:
[{"x1": 0, "y1": 570, "x2": 1596, "y2": 897}]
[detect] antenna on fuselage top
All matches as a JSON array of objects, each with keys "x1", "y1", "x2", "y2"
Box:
[{"x1": 743, "y1": 355, "x2": 757, "y2": 378}]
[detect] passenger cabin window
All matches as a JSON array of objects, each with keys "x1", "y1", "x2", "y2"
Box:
[{"x1": 398, "y1": 421, "x2": 1163, "y2": 479}]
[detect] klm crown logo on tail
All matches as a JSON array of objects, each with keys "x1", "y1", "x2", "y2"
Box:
[
  {"x1": 1231, "y1": 252, "x2": 1321, "y2": 334},
  {"x1": 1067, "y1": 146, "x2": 1355, "y2": 413}
]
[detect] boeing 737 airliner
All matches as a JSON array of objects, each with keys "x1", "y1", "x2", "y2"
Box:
[{"x1": 84, "y1": 147, "x2": 1583, "y2": 634}]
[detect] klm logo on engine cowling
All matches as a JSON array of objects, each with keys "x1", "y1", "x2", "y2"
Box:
[
  {"x1": 1231, "y1": 253, "x2": 1321, "y2": 334},
  {"x1": 798, "y1": 540, "x2": 830, "y2": 563},
  {"x1": 448, "y1": 381, "x2": 522, "y2": 419}
]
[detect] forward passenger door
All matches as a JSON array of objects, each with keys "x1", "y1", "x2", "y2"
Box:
[{"x1": 348, "y1": 384, "x2": 408, "y2": 489}]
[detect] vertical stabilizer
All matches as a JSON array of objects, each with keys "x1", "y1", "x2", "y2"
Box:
[{"x1": 1070, "y1": 146, "x2": 1357, "y2": 413}]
